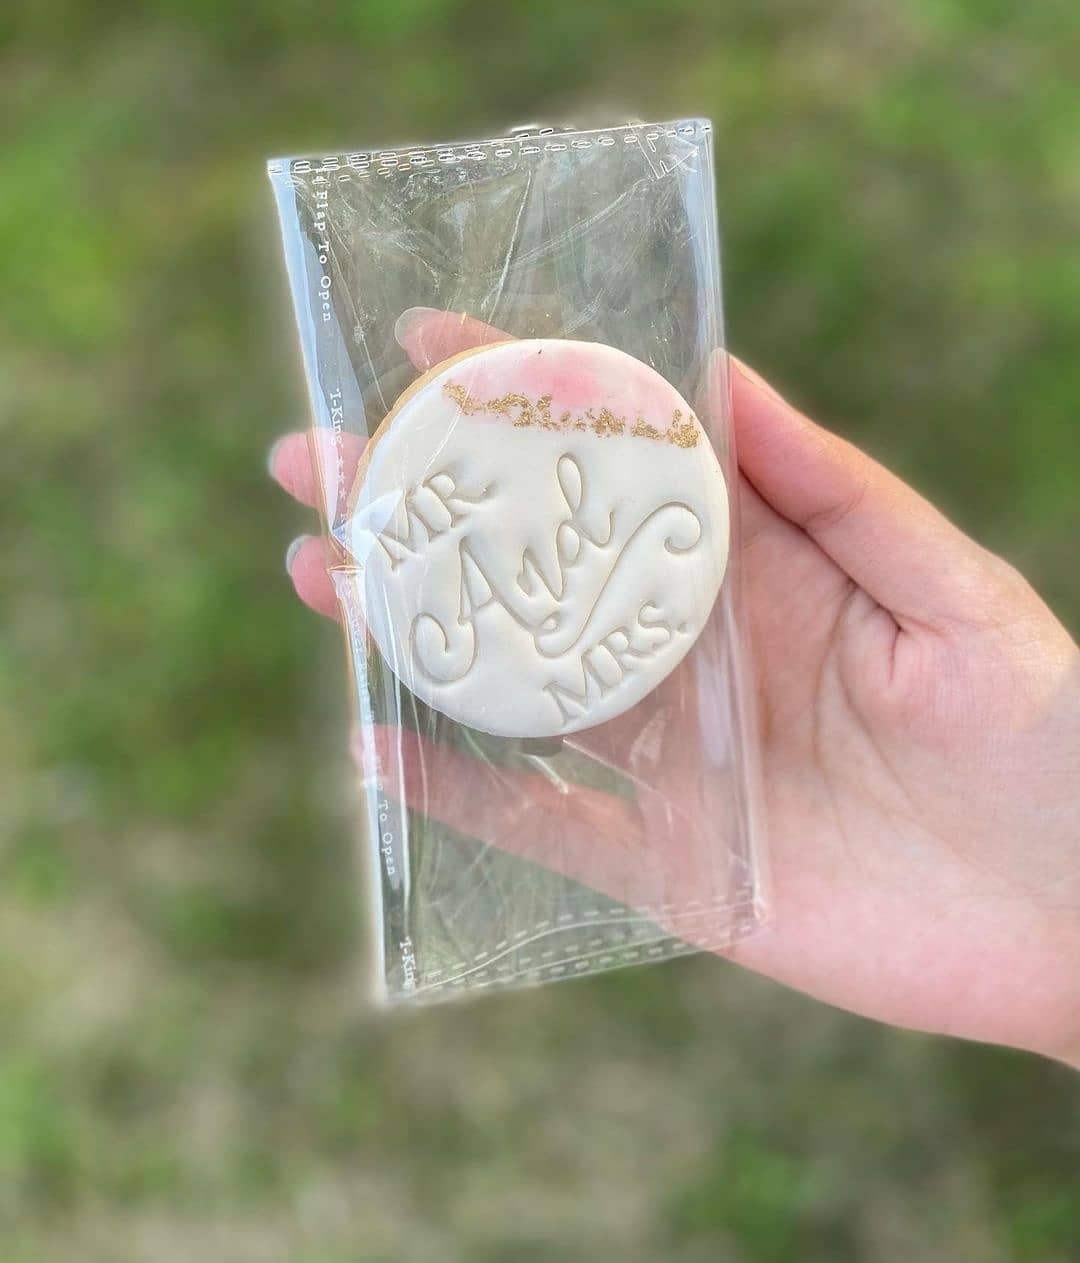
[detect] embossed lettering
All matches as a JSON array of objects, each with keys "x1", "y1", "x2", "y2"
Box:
[
  {"x1": 371, "y1": 455, "x2": 703, "y2": 720},
  {"x1": 637, "y1": 602, "x2": 674, "y2": 645},
  {"x1": 370, "y1": 472, "x2": 489, "y2": 570},
  {"x1": 598, "y1": 627, "x2": 652, "y2": 674},
  {"x1": 543, "y1": 650, "x2": 616, "y2": 724},
  {"x1": 543, "y1": 621, "x2": 669, "y2": 725}
]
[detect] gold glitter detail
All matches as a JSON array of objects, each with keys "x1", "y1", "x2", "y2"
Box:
[
  {"x1": 589, "y1": 407, "x2": 625, "y2": 437},
  {"x1": 667, "y1": 409, "x2": 699, "y2": 449},
  {"x1": 443, "y1": 381, "x2": 483, "y2": 415},
  {"x1": 442, "y1": 382, "x2": 699, "y2": 448}
]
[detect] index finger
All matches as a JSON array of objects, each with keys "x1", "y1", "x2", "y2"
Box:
[
  {"x1": 394, "y1": 307, "x2": 511, "y2": 371},
  {"x1": 271, "y1": 308, "x2": 514, "y2": 511}
]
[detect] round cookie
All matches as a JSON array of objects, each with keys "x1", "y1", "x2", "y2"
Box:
[{"x1": 343, "y1": 338, "x2": 730, "y2": 738}]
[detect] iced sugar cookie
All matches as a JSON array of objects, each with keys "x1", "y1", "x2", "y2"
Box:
[{"x1": 343, "y1": 339, "x2": 729, "y2": 738}]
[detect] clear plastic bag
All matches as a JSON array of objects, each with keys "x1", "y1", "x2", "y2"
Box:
[{"x1": 268, "y1": 119, "x2": 768, "y2": 1003}]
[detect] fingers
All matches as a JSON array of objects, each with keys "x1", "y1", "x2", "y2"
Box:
[
  {"x1": 270, "y1": 311, "x2": 512, "y2": 508},
  {"x1": 393, "y1": 306, "x2": 513, "y2": 371},
  {"x1": 269, "y1": 429, "x2": 370, "y2": 513},
  {"x1": 269, "y1": 433, "x2": 320, "y2": 508},
  {"x1": 272, "y1": 308, "x2": 514, "y2": 623},
  {"x1": 358, "y1": 725, "x2": 670, "y2": 910},
  {"x1": 727, "y1": 355, "x2": 1000, "y2": 630},
  {"x1": 285, "y1": 534, "x2": 338, "y2": 619},
  {"x1": 357, "y1": 724, "x2": 748, "y2": 950},
  {"x1": 362, "y1": 724, "x2": 639, "y2": 847},
  {"x1": 270, "y1": 434, "x2": 354, "y2": 621}
]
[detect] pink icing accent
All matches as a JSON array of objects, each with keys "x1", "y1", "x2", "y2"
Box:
[{"x1": 439, "y1": 340, "x2": 697, "y2": 439}]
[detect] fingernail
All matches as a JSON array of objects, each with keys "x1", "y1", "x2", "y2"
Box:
[
  {"x1": 393, "y1": 305, "x2": 442, "y2": 353},
  {"x1": 731, "y1": 356, "x2": 787, "y2": 406},
  {"x1": 285, "y1": 534, "x2": 309, "y2": 576},
  {"x1": 266, "y1": 435, "x2": 287, "y2": 479}
]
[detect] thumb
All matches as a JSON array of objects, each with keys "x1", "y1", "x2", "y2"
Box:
[{"x1": 726, "y1": 355, "x2": 1007, "y2": 632}]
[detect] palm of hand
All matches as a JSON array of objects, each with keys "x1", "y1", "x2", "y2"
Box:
[
  {"x1": 734, "y1": 397, "x2": 1080, "y2": 1059},
  {"x1": 274, "y1": 310, "x2": 1080, "y2": 1060}
]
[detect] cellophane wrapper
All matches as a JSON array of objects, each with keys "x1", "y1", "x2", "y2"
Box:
[{"x1": 268, "y1": 118, "x2": 768, "y2": 1003}]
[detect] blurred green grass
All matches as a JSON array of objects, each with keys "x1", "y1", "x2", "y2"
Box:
[{"x1": 1, "y1": 2, "x2": 1078, "y2": 1259}]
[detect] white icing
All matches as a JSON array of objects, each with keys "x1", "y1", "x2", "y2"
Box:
[{"x1": 344, "y1": 339, "x2": 729, "y2": 737}]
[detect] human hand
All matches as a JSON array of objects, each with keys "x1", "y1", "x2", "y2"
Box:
[{"x1": 271, "y1": 308, "x2": 1080, "y2": 1063}]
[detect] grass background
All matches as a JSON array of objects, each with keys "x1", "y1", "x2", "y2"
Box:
[{"x1": 1, "y1": 1, "x2": 1078, "y2": 1259}]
